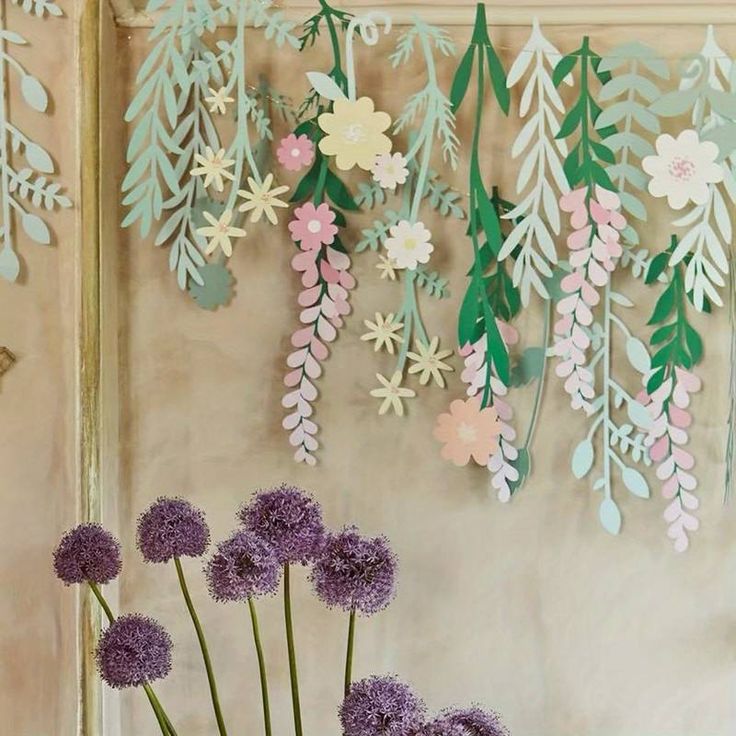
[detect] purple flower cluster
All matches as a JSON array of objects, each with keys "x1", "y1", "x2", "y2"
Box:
[
  {"x1": 137, "y1": 496, "x2": 210, "y2": 563},
  {"x1": 205, "y1": 530, "x2": 281, "y2": 602},
  {"x1": 53, "y1": 524, "x2": 122, "y2": 585},
  {"x1": 96, "y1": 614, "x2": 172, "y2": 689},
  {"x1": 340, "y1": 676, "x2": 426, "y2": 736},
  {"x1": 311, "y1": 527, "x2": 397, "y2": 615},
  {"x1": 238, "y1": 484, "x2": 325, "y2": 565},
  {"x1": 442, "y1": 707, "x2": 509, "y2": 736}
]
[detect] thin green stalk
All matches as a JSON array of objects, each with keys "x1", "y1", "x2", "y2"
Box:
[
  {"x1": 283, "y1": 563, "x2": 304, "y2": 736},
  {"x1": 248, "y1": 597, "x2": 272, "y2": 736},
  {"x1": 343, "y1": 609, "x2": 356, "y2": 698},
  {"x1": 86, "y1": 582, "x2": 178, "y2": 736},
  {"x1": 174, "y1": 557, "x2": 228, "y2": 736}
]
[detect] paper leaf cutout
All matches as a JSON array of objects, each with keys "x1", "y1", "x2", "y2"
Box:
[
  {"x1": 0, "y1": 4, "x2": 70, "y2": 283},
  {"x1": 502, "y1": 18, "x2": 570, "y2": 305},
  {"x1": 188, "y1": 261, "x2": 234, "y2": 310},
  {"x1": 306, "y1": 71, "x2": 346, "y2": 102}
]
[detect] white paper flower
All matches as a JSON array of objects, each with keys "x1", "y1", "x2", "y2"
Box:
[
  {"x1": 642, "y1": 130, "x2": 724, "y2": 210},
  {"x1": 371, "y1": 152, "x2": 409, "y2": 190},
  {"x1": 384, "y1": 220, "x2": 433, "y2": 270}
]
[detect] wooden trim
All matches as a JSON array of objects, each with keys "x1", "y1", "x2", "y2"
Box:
[
  {"x1": 78, "y1": 0, "x2": 102, "y2": 734},
  {"x1": 109, "y1": 0, "x2": 736, "y2": 26}
]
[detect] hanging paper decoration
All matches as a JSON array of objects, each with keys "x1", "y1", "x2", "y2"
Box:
[
  {"x1": 0, "y1": 0, "x2": 70, "y2": 282},
  {"x1": 122, "y1": 0, "x2": 297, "y2": 306}
]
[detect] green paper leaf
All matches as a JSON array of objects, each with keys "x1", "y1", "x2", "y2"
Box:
[
  {"x1": 325, "y1": 169, "x2": 358, "y2": 211},
  {"x1": 0, "y1": 247, "x2": 20, "y2": 282},
  {"x1": 509, "y1": 346, "x2": 545, "y2": 387},
  {"x1": 450, "y1": 46, "x2": 475, "y2": 112},
  {"x1": 458, "y1": 278, "x2": 481, "y2": 347},
  {"x1": 486, "y1": 44, "x2": 510, "y2": 114},
  {"x1": 22, "y1": 212, "x2": 50, "y2": 244},
  {"x1": 572, "y1": 438, "x2": 594, "y2": 479},
  {"x1": 627, "y1": 399, "x2": 652, "y2": 430},
  {"x1": 621, "y1": 467, "x2": 650, "y2": 499},
  {"x1": 306, "y1": 72, "x2": 346, "y2": 102},
  {"x1": 188, "y1": 262, "x2": 234, "y2": 310},
  {"x1": 553, "y1": 54, "x2": 577, "y2": 87},
  {"x1": 21, "y1": 75, "x2": 48, "y2": 112},
  {"x1": 24, "y1": 142, "x2": 54, "y2": 173},
  {"x1": 290, "y1": 158, "x2": 321, "y2": 203},
  {"x1": 625, "y1": 337, "x2": 650, "y2": 374},
  {"x1": 599, "y1": 498, "x2": 622, "y2": 535}
]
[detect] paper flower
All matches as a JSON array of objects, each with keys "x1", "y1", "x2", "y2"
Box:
[
  {"x1": 53, "y1": 524, "x2": 122, "y2": 586},
  {"x1": 190, "y1": 146, "x2": 236, "y2": 192},
  {"x1": 407, "y1": 337, "x2": 453, "y2": 387},
  {"x1": 376, "y1": 254, "x2": 398, "y2": 281},
  {"x1": 237, "y1": 173, "x2": 289, "y2": 225},
  {"x1": 361, "y1": 312, "x2": 404, "y2": 354},
  {"x1": 372, "y1": 152, "x2": 409, "y2": 190},
  {"x1": 96, "y1": 614, "x2": 172, "y2": 689},
  {"x1": 440, "y1": 706, "x2": 509, "y2": 736},
  {"x1": 238, "y1": 484, "x2": 325, "y2": 565},
  {"x1": 385, "y1": 220, "x2": 433, "y2": 270},
  {"x1": 205, "y1": 530, "x2": 281, "y2": 602},
  {"x1": 318, "y1": 97, "x2": 392, "y2": 171},
  {"x1": 204, "y1": 86, "x2": 234, "y2": 115},
  {"x1": 288, "y1": 202, "x2": 338, "y2": 251},
  {"x1": 277, "y1": 133, "x2": 316, "y2": 172},
  {"x1": 136, "y1": 497, "x2": 210, "y2": 564},
  {"x1": 340, "y1": 676, "x2": 426, "y2": 736},
  {"x1": 196, "y1": 209, "x2": 246, "y2": 257},
  {"x1": 642, "y1": 129, "x2": 723, "y2": 210},
  {"x1": 310, "y1": 526, "x2": 397, "y2": 615},
  {"x1": 369, "y1": 372, "x2": 416, "y2": 416},
  {"x1": 434, "y1": 398, "x2": 502, "y2": 466}
]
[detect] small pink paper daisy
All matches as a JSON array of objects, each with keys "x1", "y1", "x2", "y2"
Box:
[
  {"x1": 277, "y1": 134, "x2": 316, "y2": 172},
  {"x1": 288, "y1": 202, "x2": 338, "y2": 251}
]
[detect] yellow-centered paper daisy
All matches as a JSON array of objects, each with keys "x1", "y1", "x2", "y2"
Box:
[
  {"x1": 369, "y1": 372, "x2": 416, "y2": 416},
  {"x1": 190, "y1": 147, "x2": 235, "y2": 192},
  {"x1": 407, "y1": 337, "x2": 454, "y2": 388},
  {"x1": 361, "y1": 312, "x2": 404, "y2": 354},
  {"x1": 196, "y1": 209, "x2": 246, "y2": 257},
  {"x1": 237, "y1": 174, "x2": 290, "y2": 225}
]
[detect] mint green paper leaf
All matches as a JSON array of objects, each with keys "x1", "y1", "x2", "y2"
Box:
[
  {"x1": 24, "y1": 142, "x2": 54, "y2": 173},
  {"x1": 621, "y1": 467, "x2": 650, "y2": 499},
  {"x1": 599, "y1": 498, "x2": 622, "y2": 535},
  {"x1": 650, "y1": 89, "x2": 699, "y2": 117},
  {"x1": 572, "y1": 438, "x2": 594, "y2": 479},
  {"x1": 306, "y1": 71, "x2": 347, "y2": 102},
  {"x1": 22, "y1": 212, "x2": 50, "y2": 244},
  {"x1": 21, "y1": 75, "x2": 48, "y2": 113},
  {"x1": 625, "y1": 337, "x2": 650, "y2": 374},
  {"x1": 0, "y1": 248, "x2": 20, "y2": 282},
  {"x1": 627, "y1": 399, "x2": 652, "y2": 430}
]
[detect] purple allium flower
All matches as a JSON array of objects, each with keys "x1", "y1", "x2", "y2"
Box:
[
  {"x1": 441, "y1": 707, "x2": 509, "y2": 736},
  {"x1": 311, "y1": 526, "x2": 397, "y2": 615},
  {"x1": 53, "y1": 523, "x2": 122, "y2": 585},
  {"x1": 136, "y1": 496, "x2": 210, "y2": 563},
  {"x1": 417, "y1": 716, "x2": 467, "y2": 736},
  {"x1": 339, "y1": 675, "x2": 426, "y2": 736},
  {"x1": 238, "y1": 484, "x2": 325, "y2": 565},
  {"x1": 205, "y1": 530, "x2": 281, "y2": 602},
  {"x1": 96, "y1": 614, "x2": 172, "y2": 689}
]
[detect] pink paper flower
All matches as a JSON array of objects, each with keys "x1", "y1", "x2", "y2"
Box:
[
  {"x1": 434, "y1": 397, "x2": 501, "y2": 467},
  {"x1": 277, "y1": 134, "x2": 316, "y2": 172},
  {"x1": 288, "y1": 202, "x2": 338, "y2": 251}
]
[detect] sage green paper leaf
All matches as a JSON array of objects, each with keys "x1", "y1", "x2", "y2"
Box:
[
  {"x1": 599, "y1": 498, "x2": 622, "y2": 535},
  {"x1": 621, "y1": 467, "x2": 650, "y2": 499},
  {"x1": 650, "y1": 89, "x2": 699, "y2": 117},
  {"x1": 21, "y1": 75, "x2": 48, "y2": 113},
  {"x1": 21, "y1": 212, "x2": 50, "y2": 244},
  {"x1": 572, "y1": 438, "x2": 594, "y2": 479}
]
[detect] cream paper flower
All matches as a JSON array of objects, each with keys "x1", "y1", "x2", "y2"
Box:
[
  {"x1": 406, "y1": 337, "x2": 454, "y2": 387},
  {"x1": 372, "y1": 152, "x2": 409, "y2": 190},
  {"x1": 384, "y1": 220, "x2": 433, "y2": 270},
  {"x1": 190, "y1": 147, "x2": 236, "y2": 192},
  {"x1": 642, "y1": 129, "x2": 724, "y2": 210},
  {"x1": 318, "y1": 97, "x2": 392, "y2": 171},
  {"x1": 375, "y1": 254, "x2": 398, "y2": 281},
  {"x1": 196, "y1": 209, "x2": 246, "y2": 257},
  {"x1": 237, "y1": 173, "x2": 289, "y2": 224},
  {"x1": 361, "y1": 312, "x2": 404, "y2": 354},
  {"x1": 369, "y1": 372, "x2": 416, "y2": 416},
  {"x1": 204, "y1": 87, "x2": 234, "y2": 115}
]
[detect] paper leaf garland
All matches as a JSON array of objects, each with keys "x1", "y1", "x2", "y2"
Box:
[
  {"x1": 0, "y1": 6, "x2": 70, "y2": 282},
  {"x1": 502, "y1": 18, "x2": 570, "y2": 305}
]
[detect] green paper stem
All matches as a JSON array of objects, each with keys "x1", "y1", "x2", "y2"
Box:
[
  {"x1": 174, "y1": 558, "x2": 228, "y2": 736},
  {"x1": 344, "y1": 608, "x2": 356, "y2": 698},
  {"x1": 283, "y1": 564, "x2": 304, "y2": 736},
  {"x1": 248, "y1": 596, "x2": 272, "y2": 736}
]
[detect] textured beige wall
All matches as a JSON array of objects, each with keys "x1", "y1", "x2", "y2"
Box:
[
  {"x1": 0, "y1": 3, "x2": 80, "y2": 734},
  {"x1": 106, "y1": 19, "x2": 736, "y2": 736}
]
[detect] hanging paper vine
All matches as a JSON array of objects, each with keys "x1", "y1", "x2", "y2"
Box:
[
  {"x1": 638, "y1": 237, "x2": 705, "y2": 551},
  {"x1": 122, "y1": 0, "x2": 297, "y2": 306},
  {"x1": 0, "y1": 0, "x2": 70, "y2": 282},
  {"x1": 502, "y1": 18, "x2": 570, "y2": 305}
]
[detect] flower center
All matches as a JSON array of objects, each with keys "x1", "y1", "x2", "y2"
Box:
[
  {"x1": 291, "y1": 147, "x2": 301, "y2": 157},
  {"x1": 217, "y1": 222, "x2": 228, "y2": 233},
  {"x1": 668, "y1": 156, "x2": 696, "y2": 181},
  {"x1": 457, "y1": 422, "x2": 477, "y2": 444},
  {"x1": 307, "y1": 219, "x2": 322, "y2": 234},
  {"x1": 342, "y1": 123, "x2": 366, "y2": 144},
  {"x1": 403, "y1": 237, "x2": 417, "y2": 251}
]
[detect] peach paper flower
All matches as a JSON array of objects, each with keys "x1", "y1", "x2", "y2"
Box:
[{"x1": 434, "y1": 397, "x2": 501, "y2": 466}]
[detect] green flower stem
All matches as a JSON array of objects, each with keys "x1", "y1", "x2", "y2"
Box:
[
  {"x1": 313, "y1": 159, "x2": 329, "y2": 205},
  {"x1": 87, "y1": 582, "x2": 178, "y2": 736},
  {"x1": 283, "y1": 563, "x2": 304, "y2": 736},
  {"x1": 318, "y1": 0, "x2": 345, "y2": 87},
  {"x1": 248, "y1": 597, "x2": 272, "y2": 736},
  {"x1": 343, "y1": 608, "x2": 356, "y2": 698},
  {"x1": 173, "y1": 557, "x2": 228, "y2": 736}
]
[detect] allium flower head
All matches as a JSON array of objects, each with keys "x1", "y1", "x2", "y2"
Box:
[
  {"x1": 53, "y1": 523, "x2": 122, "y2": 585},
  {"x1": 339, "y1": 675, "x2": 426, "y2": 736},
  {"x1": 96, "y1": 614, "x2": 172, "y2": 689},
  {"x1": 441, "y1": 706, "x2": 509, "y2": 736},
  {"x1": 418, "y1": 717, "x2": 467, "y2": 736},
  {"x1": 239, "y1": 484, "x2": 325, "y2": 565},
  {"x1": 311, "y1": 526, "x2": 397, "y2": 615},
  {"x1": 136, "y1": 496, "x2": 210, "y2": 563},
  {"x1": 205, "y1": 530, "x2": 281, "y2": 602}
]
